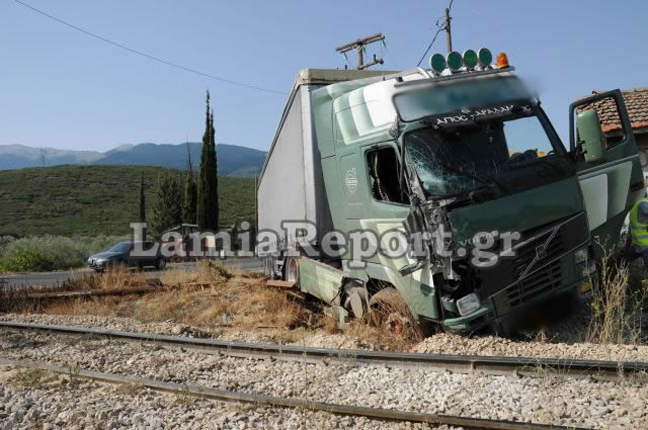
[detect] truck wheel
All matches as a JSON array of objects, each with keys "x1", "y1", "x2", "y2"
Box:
[
  {"x1": 155, "y1": 258, "x2": 166, "y2": 271},
  {"x1": 369, "y1": 288, "x2": 417, "y2": 338},
  {"x1": 284, "y1": 258, "x2": 300, "y2": 286}
]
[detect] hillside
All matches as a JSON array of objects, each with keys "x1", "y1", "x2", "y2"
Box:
[
  {"x1": 0, "y1": 165, "x2": 255, "y2": 237},
  {"x1": 0, "y1": 143, "x2": 267, "y2": 177},
  {"x1": 96, "y1": 143, "x2": 267, "y2": 177}
]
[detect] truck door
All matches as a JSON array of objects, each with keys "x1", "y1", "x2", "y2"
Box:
[{"x1": 570, "y1": 90, "x2": 644, "y2": 251}]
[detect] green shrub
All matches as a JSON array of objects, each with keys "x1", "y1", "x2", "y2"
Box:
[
  {"x1": 3, "y1": 248, "x2": 56, "y2": 272},
  {"x1": 0, "y1": 235, "x2": 126, "y2": 273}
]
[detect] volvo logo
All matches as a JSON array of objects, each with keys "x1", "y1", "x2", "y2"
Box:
[
  {"x1": 535, "y1": 243, "x2": 547, "y2": 260},
  {"x1": 520, "y1": 225, "x2": 561, "y2": 280}
]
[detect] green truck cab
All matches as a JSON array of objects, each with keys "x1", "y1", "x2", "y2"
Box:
[{"x1": 257, "y1": 49, "x2": 643, "y2": 333}]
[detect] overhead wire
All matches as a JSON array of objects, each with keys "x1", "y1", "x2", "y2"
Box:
[
  {"x1": 13, "y1": 0, "x2": 287, "y2": 95},
  {"x1": 415, "y1": 28, "x2": 444, "y2": 67},
  {"x1": 415, "y1": 0, "x2": 455, "y2": 67}
]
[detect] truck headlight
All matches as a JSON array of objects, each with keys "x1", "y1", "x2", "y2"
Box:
[
  {"x1": 574, "y1": 247, "x2": 589, "y2": 264},
  {"x1": 456, "y1": 293, "x2": 480, "y2": 316}
]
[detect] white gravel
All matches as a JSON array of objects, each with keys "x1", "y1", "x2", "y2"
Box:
[
  {"x1": 1, "y1": 330, "x2": 646, "y2": 428},
  {"x1": 3, "y1": 313, "x2": 648, "y2": 363},
  {"x1": 0, "y1": 366, "x2": 450, "y2": 430}
]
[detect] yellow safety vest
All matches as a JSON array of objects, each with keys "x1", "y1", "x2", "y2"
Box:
[{"x1": 629, "y1": 198, "x2": 648, "y2": 248}]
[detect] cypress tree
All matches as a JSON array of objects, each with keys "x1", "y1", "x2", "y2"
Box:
[
  {"x1": 211, "y1": 111, "x2": 219, "y2": 230},
  {"x1": 139, "y1": 174, "x2": 147, "y2": 241},
  {"x1": 151, "y1": 172, "x2": 183, "y2": 238},
  {"x1": 183, "y1": 143, "x2": 198, "y2": 224},
  {"x1": 198, "y1": 91, "x2": 219, "y2": 231}
]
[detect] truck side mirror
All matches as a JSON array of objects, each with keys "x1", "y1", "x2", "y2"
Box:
[{"x1": 577, "y1": 109, "x2": 606, "y2": 163}]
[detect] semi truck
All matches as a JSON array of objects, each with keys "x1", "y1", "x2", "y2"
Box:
[{"x1": 256, "y1": 49, "x2": 643, "y2": 333}]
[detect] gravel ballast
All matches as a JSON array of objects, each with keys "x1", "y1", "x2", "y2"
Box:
[
  {"x1": 2, "y1": 313, "x2": 648, "y2": 362},
  {"x1": 0, "y1": 329, "x2": 646, "y2": 429},
  {"x1": 0, "y1": 366, "x2": 451, "y2": 430}
]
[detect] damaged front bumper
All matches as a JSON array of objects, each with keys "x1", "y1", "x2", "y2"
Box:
[{"x1": 442, "y1": 274, "x2": 596, "y2": 333}]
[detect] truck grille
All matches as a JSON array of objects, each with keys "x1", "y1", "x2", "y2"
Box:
[
  {"x1": 511, "y1": 229, "x2": 566, "y2": 279},
  {"x1": 492, "y1": 259, "x2": 563, "y2": 314},
  {"x1": 475, "y1": 212, "x2": 588, "y2": 314}
]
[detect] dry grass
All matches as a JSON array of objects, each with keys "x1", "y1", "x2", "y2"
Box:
[
  {"x1": 0, "y1": 267, "x2": 152, "y2": 314},
  {"x1": 25, "y1": 261, "x2": 312, "y2": 334},
  {"x1": 133, "y1": 278, "x2": 309, "y2": 329},
  {"x1": 4, "y1": 260, "x2": 425, "y2": 349},
  {"x1": 587, "y1": 244, "x2": 648, "y2": 344},
  {"x1": 10, "y1": 368, "x2": 55, "y2": 389},
  {"x1": 68, "y1": 267, "x2": 149, "y2": 290}
]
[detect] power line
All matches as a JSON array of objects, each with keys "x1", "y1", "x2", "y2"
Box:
[
  {"x1": 13, "y1": 0, "x2": 287, "y2": 95},
  {"x1": 416, "y1": 28, "x2": 443, "y2": 67},
  {"x1": 415, "y1": 0, "x2": 456, "y2": 66}
]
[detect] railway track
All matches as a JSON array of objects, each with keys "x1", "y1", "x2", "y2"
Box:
[
  {"x1": 0, "y1": 357, "x2": 589, "y2": 430},
  {"x1": 1, "y1": 321, "x2": 647, "y2": 381}
]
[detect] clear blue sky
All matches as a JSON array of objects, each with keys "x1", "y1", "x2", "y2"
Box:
[{"x1": 1, "y1": 0, "x2": 646, "y2": 152}]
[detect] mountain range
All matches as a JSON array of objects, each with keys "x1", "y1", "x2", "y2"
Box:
[{"x1": 0, "y1": 142, "x2": 267, "y2": 177}]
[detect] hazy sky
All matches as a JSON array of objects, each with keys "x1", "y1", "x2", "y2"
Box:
[{"x1": 1, "y1": 0, "x2": 646, "y2": 152}]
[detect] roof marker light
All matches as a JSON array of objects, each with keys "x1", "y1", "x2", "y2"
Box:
[
  {"x1": 478, "y1": 48, "x2": 492, "y2": 67},
  {"x1": 463, "y1": 49, "x2": 478, "y2": 69},
  {"x1": 430, "y1": 53, "x2": 446, "y2": 74},
  {"x1": 496, "y1": 52, "x2": 510, "y2": 69},
  {"x1": 446, "y1": 51, "x2": 463, "y2": 72}
]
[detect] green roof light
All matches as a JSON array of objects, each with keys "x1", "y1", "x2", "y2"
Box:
[
  {"x1": 429, "y1": 53, "x2": 446, "y2": 74},
  {"x1": 446, "y1": 51, "x2": 463, "y2": 71},
  {"x1": 463, "y1": 49, "x2": 478, "y2": 69},
  {"x1": 478, "y1": 48, "x2": 493, "y2": 67}
]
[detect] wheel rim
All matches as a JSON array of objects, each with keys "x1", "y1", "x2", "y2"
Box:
[
  {"x1": 285, "y1": 259, "x2": 299, "y2": 283},
  {"x1": 158, "y1": 259, "x2": 166, "y2": 269}
]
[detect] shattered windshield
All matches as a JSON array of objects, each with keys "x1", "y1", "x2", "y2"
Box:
[{"x1": 404, "y1": 104, "x2": 571, "y2": 199}]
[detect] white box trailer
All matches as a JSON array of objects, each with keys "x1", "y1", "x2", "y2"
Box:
[{"x1": 257, "y1": 69, "x2": 397, "y2": 260}]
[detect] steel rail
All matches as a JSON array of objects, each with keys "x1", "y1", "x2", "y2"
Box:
[
  {"x1": 0, "y1": 358, "x2": 590, "y2": 430},
  {"x1": 1, "y1": 321, "x2": 647, "y2": 381}
]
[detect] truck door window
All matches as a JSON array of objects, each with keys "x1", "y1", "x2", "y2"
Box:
[
  {"x1": 574, "y1": 95, "x2": 626, "y2": 160},
  {"x1": 503, "y1": 116, "x2": 555, "y2": 160},
  {"x1": 367, "y1": 147, "x2": 407, "y2": 204}
]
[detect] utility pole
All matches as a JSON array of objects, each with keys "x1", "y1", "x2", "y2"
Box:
[
  {"x1": 444, "y1": 7, "x2": 453, "y2": 53},
  {"x1": 336, "y1": 33, "x2": 385, "y2": 70}
]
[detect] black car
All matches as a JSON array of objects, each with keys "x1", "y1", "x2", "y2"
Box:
[{"x1": 87, "y1": 241, "x2": 166, "y2": 272}]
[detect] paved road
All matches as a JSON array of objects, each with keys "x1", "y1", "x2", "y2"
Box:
[{"x1": 0, "y1": 258, "x2": 263, "y2": 288}]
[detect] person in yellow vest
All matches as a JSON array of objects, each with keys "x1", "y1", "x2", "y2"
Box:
[{"x1": 628, "y1": 198, "x2": 648, "y2": 265}]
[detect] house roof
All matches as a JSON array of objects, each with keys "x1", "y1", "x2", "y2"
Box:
[{"x1": 579, "y1": 88, "x2": 648, "y2": 133}]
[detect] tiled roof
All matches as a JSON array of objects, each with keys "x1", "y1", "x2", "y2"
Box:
[{"x1": 578, "y1": 88, "x2": 648, "y2": 133}]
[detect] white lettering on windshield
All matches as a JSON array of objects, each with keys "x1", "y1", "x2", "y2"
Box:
[{"x1": 433, "y1": 104, "x2": 533, "y2": 126}]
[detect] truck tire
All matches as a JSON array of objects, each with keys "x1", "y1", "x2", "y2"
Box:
[
  {"x1": 368, "y1": 288, "x2": 419, "y2": 339},
  {"x1": 155, "y1": 258, "x2": 166, "y2": 271},
  {"x1": 284, "y1": 258, "x2": 300, "y2": 286}
]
